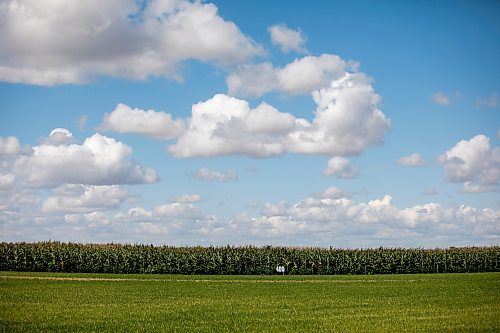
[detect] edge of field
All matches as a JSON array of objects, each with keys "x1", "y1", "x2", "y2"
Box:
[{"x1": 2, "y1": 271, "x2": 499, "y2": 284}]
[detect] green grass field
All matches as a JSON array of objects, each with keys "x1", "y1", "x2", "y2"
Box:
[{"x1": 1, "y1": 272, "x2": 499, "y2": 332}]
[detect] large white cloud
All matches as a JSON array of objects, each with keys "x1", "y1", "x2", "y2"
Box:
[
  {"x1": 42, "y1": 184, "x2": 127, "y2": 213},
  {"x1": 69, "y1": 50, "x2": 388, "y2": 161},
  {"x1": 99, "y1": 103, "x2": 185, "y2": 139},
  {"x1": 225, "y1": 54, "x2": 391, "y2": 159},
  {"x1": 227, "y1": 54, "x2": 349, "y2": 97},
  {"x1": 286, "y1": 73, "x2": 390, "y2": 156},
  {"x1": 439, "y1": 135, "x2": 499, "y2": 192},
  {"x1": 169, "y1": 72, "x2": 389, "y2": 158},
  {"x1": 268, "y1": 24, "x2": 307, "y2": 54},
  {"x1": 168, "y1": 94, "x2": 295, "y2": 157},
  {"x1": 0, "y1": 0, "x2": 264, "y2": 85},
  {"x1": 11, "y1": 130, "x2": 158, "y2": 187}
]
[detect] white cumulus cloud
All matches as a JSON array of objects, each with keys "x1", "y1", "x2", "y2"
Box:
[
  {"x1": 44, "y1": 128, "x2": 75, "y2": 146},
  {"x1": 12, "y1": 130, "x2": 158, "y2": 187},
  {"x1": 439, "y1": 134, "x2": 499, "y2": 192},
  {"x1": 42, "y1": 184, "x2": 128, "y2": 213},
  {"x1": 320, "y1": 186, "x2": 351, "y2": 199},
  {"x1": 227, "y1": 54, "x2": 348, "y2": 97},
  {"x1": 171, "y1": 72, "x2": 389, "y2": 159},
  {"x1": 260, "y1": 201, "x2": 289, "y2": 217},
  {"x1": 228, "y1": 188, "x2": 500, "y2": 246},
  {"x1": 0, "y1": 0, "x2": 264, "y2": 85},
  {"x1": 169, "y1": 94, "x2": 295, "y2": 158},
  {"x1": 64, "y1": 211, "x2": 111, "y2": 227},
  {"x1": 323, "y1": 157, "x2": 358, "y2": 178},
  {"x1": 121, "y1": 207, "x2": 153, "y2": 222},
  {"x1": 286, "y1": 73, "x2": 390, "y2": 156},
  {"x1": 268, "y1": 24, "x2": 307, "y2": 53},
  {"x1": 99, "y1": 103, "x2": 185, "y2": 139},
  {"x1": 154, "y1": 202, "x2": 204, "y2": 220}
]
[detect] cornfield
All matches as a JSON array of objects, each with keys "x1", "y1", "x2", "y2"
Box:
[{"x1": 1, "y1": 242, "x2": 499, "y2": 275}]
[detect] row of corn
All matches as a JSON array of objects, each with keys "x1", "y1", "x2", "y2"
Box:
[{"x1": 1, "y1": 242, "x2": 499, "y2": 275}]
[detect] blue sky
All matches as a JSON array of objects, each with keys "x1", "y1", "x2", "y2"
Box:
[{"x1": 0, "y1": 0, "x2": 499, "y2": 247}]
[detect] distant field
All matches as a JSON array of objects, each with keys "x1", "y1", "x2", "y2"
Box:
[
  {"x1": 1, "y1": 272, "x2": 499, "y2": 332},
  {"x1": 3, "y1": 242, "x2": 499, "y2": 275}
]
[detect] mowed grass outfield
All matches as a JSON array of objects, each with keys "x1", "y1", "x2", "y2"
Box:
[{"x1": 1, "y1": 272, "x2": 499, "y2": 332}]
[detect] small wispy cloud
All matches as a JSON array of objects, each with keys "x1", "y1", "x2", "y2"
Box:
[
  {"x1": 422, "y1": 187, "x2": 438, "y2": 195},
  {"x1": 397, "y1": 153, "x2": 425, "y2": 167},
  {"x1": 431, "y1": 92, "x2": 450, "y2": 105},
  {"x1": 431, "y1": 91, "x2": 461, "y2": 106},
  {"x1": 323, "y1": 157, "x2": 358, "y2": 179},
  {"x1": 195, "y1": 168, "x2": 237, "y2": 182},
  {"x1": 76, "y1": 114, "x2": 88, "y2": 131},
  {"x1": 476, "y1": 93, "x2": 498, "y2": 108},
  {"x1": 172, "y1": 194, "x2": 202, "y2": 203}
]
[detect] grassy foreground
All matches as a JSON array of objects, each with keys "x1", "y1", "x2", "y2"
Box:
[{"x1": 1, "y1": 272, "x2": 499, "y2": 332}]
